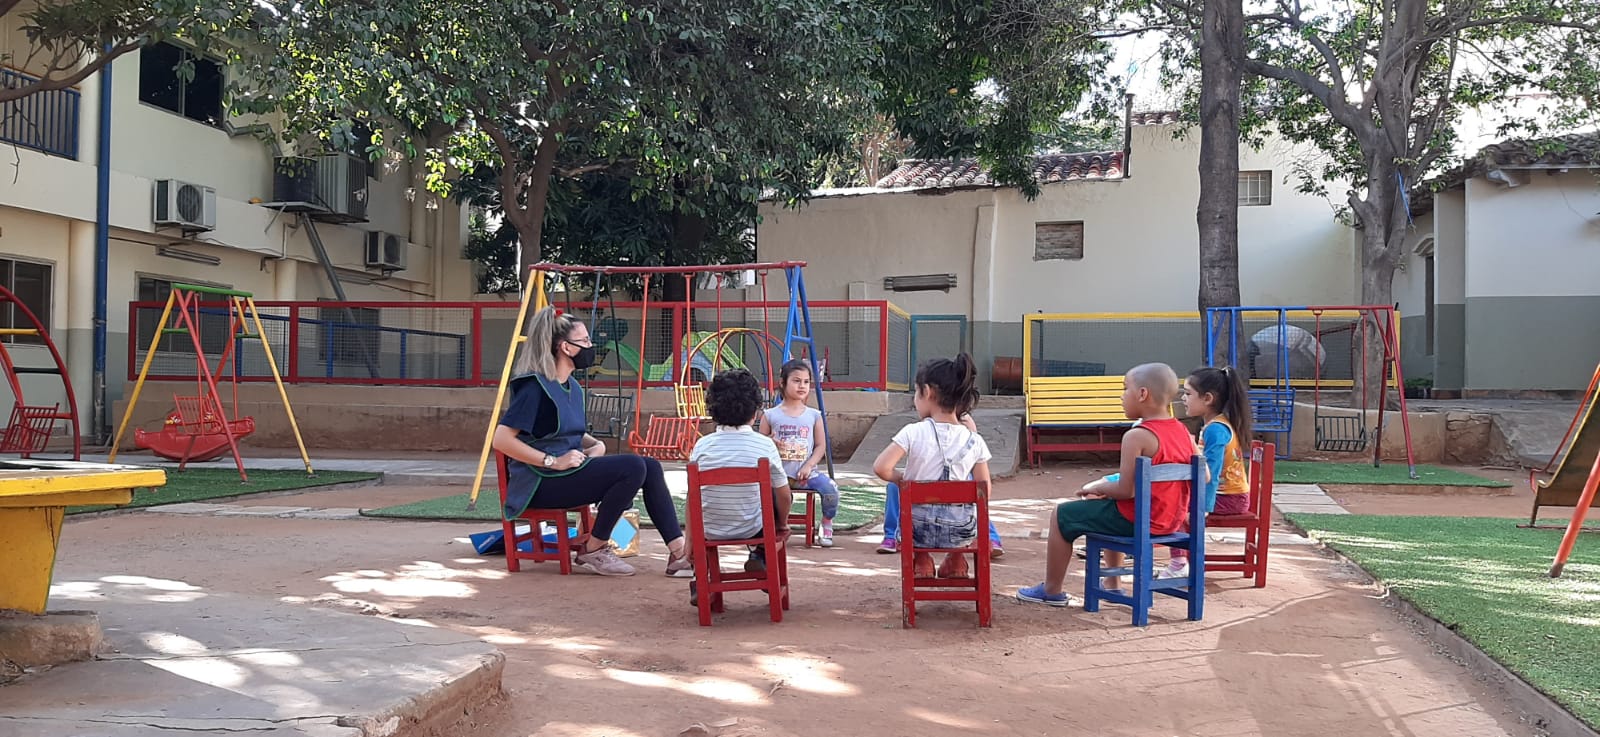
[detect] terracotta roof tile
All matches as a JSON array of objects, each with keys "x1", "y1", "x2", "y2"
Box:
[
  {"x1": 1411, "y1": 130, "x2": 1600, "y2": 215},
  {"x1": 1129, "y1": 110, "x2": 1184, "y2": 126},
  {"x1": 874, "y1": 151, "x2": 1125, "y2": 190}
]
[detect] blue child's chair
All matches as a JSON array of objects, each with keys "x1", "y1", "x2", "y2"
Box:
[{"x1": 1083, "y1": 455, "x2": 1207, "y2": 626}]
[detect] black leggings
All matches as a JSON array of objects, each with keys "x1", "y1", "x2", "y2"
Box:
[{"x1": 529, "y1": 454, "x2": 682, "y2": 543}]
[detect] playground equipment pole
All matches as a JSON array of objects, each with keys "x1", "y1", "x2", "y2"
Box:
[{"x1": 1548, "y1": 447, "x2": 1599, "y2": 577}]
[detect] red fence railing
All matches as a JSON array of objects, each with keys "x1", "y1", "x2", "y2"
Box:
[{"x1": 127, "y1": 299, "x2": 910, "y2": 390}]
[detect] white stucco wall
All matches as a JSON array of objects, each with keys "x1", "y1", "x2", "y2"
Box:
[
  {"x1": 1462, "y1": 173, "x2": 1600, "y2": 299},
  {"x1": 1393, "y1": 212, "x2": 1435, "y2": 319},
  {"x1": 757, "y1": 187, "x2": 992, "y2": 315},
  {"x1": 1434, "y1": 192, "x2": 1466, "y2": 305},
  {"x1": 756, "y1": 124, "x2": 1355, "y2": 323}
]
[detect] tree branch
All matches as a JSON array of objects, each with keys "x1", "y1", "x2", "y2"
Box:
[
  {"x1": 0, "y1": 41, "x2": 140, "y2": 104},
  {"x1": 1428, "y1": 15, "x2": 1599, "y2": 42},
  {"x1": 1243, "y1": 58, "x2": 1372, "y2": 143}
]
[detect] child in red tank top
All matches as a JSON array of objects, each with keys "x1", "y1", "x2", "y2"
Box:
[{"x1": 1018, "y1": 363, "x2": 1195, "y2": 607}]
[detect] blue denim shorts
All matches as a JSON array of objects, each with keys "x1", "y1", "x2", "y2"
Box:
[{"x1": 910, "y1": 503, "x2": 978, "y2": 549}]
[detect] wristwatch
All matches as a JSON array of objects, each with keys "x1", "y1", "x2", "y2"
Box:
[{"x1": 543, "y1": 453, "x2": 557, "y2": 467}]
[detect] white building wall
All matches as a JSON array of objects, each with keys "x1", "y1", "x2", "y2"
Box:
[{"x1": 1460, "y1": 172, "x2": 1600, "y2": 390}]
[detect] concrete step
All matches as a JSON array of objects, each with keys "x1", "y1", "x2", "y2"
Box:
[{"x1": 0, "y1": 584, "x2": 503, "y2": 736}]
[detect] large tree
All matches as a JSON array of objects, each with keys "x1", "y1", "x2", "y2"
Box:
[
  {"x1": 1237, "y1": 0, "x2": 1600, "y2": 398},
  {"x1": 236, "y1": 0, "x2": 879, "y2": 279},
  {"x1": 0, "y1": 0, "x2": 247, "y2": 103}
]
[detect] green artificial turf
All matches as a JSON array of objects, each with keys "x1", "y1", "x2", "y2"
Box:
[
  {"x1": 1289, "y1": 513, "x2": 1599, "y2": 728},
  {"x1": 361, "y1": 484, "x2": 885, "y2": 531},
  {"x1": 67, "y1": 468, "x2": 380, "y2": 514},
  {"x1": 1274, "y1": 461, "x2": 1509, "y2": 487}
]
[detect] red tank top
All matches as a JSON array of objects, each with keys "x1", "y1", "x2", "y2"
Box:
[{"x1": 1115, "y1": 417, "x2": 1194, "y2": 534}]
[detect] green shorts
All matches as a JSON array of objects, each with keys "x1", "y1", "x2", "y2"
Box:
[{"x1": 1055, "y1": 498, "x2": 1135, "y2": 542}]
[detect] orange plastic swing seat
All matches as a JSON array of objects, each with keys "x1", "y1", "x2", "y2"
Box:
[{"x1": 628, "y1": 416, "x2": 699, "y2": 461}]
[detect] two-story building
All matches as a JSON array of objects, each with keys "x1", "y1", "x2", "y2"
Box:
[{"x1": 1, "y1": 18, "x2": 482, "y2": 440}]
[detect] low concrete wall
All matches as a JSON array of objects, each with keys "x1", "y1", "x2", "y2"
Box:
[
  {"x1": 1283, "y1": 402, "x2": 1447, "y2": 463},
  {"x1": 111, "y1": 383, "x2": 908, "y2": 453}
]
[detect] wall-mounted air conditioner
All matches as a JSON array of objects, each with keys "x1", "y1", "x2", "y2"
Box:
[
  {"x1": 153, "y1": 179, "x2": 218, "y2": 232},
  {"x1": 271, "y1": 153, "x2": 369, "y2": 223},
  {"x1": 365, "y1": 231, "x2": 406, "y2": 272}
]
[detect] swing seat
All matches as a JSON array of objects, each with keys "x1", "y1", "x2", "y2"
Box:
[
  {"x1": 0, "y1": 404, "x2": 64, "y2": 456},
  {"x1": 628, "y1": 416, "x2": 698, "y2": 461},
  {"x1": 675, "y1": 384, "x2": 708, "y2": 420},
  {"x1": 135, "y1": 397, "x2": 257, "y2": 463},
  {"x1": 1314, "y1": 415, "x2": 1368, "y2": 453}
]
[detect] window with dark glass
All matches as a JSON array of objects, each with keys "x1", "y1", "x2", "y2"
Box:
[
  {"x1": 0, "y1": 258, "x2": 52, "y2": 346},
  {"x1": 138, "y1": 42, "x2": 224, "y2": 126}
]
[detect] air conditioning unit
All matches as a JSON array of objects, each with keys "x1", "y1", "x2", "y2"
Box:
[
  {"x1": 153, "y1": 179, "x2": 217, "y2": 232},
  {"x1": 365, "y1": 231, "x2": 406, "y2": 272},
  {"x1": 271, "y1": 153, "x2": 368, "y2": 223},
  {"x1": 318, "y1": 153, "x2": 369, "y2": 222}
]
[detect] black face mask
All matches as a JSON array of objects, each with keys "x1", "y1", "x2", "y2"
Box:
[{"x1": 569, "y1": 343, "x2": 597, "y2": 370}]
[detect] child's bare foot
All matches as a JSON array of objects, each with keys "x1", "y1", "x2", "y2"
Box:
[
  {"x1": 937, "y1": 552, "x2": 970, "y2": 579},
  {"x1": 913, "y1": 552, "x2": 936, "y2": 578},
  {"x1": 1102, "y1": 576, "x2": 1124, "y2": 591}
]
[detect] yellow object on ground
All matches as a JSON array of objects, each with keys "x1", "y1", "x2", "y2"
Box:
[{"x1": 0, "y1": 460, "x2": 166, "y2": 614}]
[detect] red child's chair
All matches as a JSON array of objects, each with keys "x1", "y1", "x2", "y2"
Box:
[
  {"x1": 1203, "y1": 441, "x2": 1275, "y2": 587},
  {"x1": 898, "y1": 480, "x2": 992, "y2": 628},
  {"x1": 787, "y1": 490, "x2": 819, "y2": 548},
  {"x1": 687, "y1": 459, "x2": 791, "y2": 626},
  {"x1": 495, "y1": 451, "x2": 594, "y2": 575}
]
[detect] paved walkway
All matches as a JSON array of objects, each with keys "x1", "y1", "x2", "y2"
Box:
[
  {"x1": 1272, "y1": 483, "x2": 1351, "y2": 515},
  {"x1": 1, "y1": 581, "x2": 501, "y2": 736}
]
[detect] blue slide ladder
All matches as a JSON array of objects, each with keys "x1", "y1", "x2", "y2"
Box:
[{"x1": 781, "y1": 266, "x2": 834, "y2": 477}]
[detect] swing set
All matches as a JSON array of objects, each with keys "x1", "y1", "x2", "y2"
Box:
[
  {"x1": 0, "y1": 285, "x2": 80, "y2": 459},
  {"x1": 110, "y1": 283, "x2": 313, "y2": 481},
  {"x1": 1206, "y1": 305, "x2": 1416, "y2": 477},
  {"x1": 467, "y1": 261, "x2": 831, "y2": 511}
]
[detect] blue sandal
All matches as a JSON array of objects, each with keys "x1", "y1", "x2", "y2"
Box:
[{"x1": 1016, "y1": 583, "x2": 1072, "y2": 607}]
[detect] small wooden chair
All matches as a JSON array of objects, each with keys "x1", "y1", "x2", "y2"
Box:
[
  {"x1": 898, "y1": 480, "x2": 992, "y2": 628},
  {"x1": 1084, "y1": 456, "x2": 1206, "y2": 627},
  {"x1": 787, "y1": 490, "x2": 819, "y2": 548},
  {"x1": 1204, "y1": 441, "x2": 1275, "y2": 587},
  {"x1": 687, "y1": 459, "x2": 791, "y2": 626},
  {"x1": 495, "y1": 451, "x2": 594, "y2": 575}
]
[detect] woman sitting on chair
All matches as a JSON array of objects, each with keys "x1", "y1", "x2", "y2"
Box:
[{"x1": 492, "y1": 306, "x2": 690, "y2": 578}]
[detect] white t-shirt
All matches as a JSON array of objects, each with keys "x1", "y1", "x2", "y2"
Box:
[
  {"x1": 892, "y1": 419, "x2": 992, "y2": 482},
  {"x1": 689, "y1": 426, "x2": 789, "y2": 540}
]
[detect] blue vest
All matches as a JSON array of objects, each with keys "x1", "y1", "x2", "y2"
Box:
[{"x1": 503, "y1": 373, "x2": 591, "y2": 519}]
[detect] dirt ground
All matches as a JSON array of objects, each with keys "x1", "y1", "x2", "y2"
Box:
[{"x1": 50, "y1": 463, "x2": 1560, "y2": 737}]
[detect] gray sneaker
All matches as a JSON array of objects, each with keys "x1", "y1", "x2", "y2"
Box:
[{"x1": 574, "y1": 546, "x2": 636, "y2": 576}]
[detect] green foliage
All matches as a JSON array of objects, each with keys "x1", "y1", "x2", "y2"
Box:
[
  {"x1": 0, "y1": 0, "x2": 252, "y2": 103},
  {"x1": 1149, "y1": 0, "x2": 1600, "y2": 229},
  {"x1": 462, "y1": 208, "x2": 520, "y2": 294},
  {"x1": 235, "y1": 0, "x2": 882, "y2": 273},
  {"x1": 869, "y1": 0, "x2": 1123, "y2": 195}
]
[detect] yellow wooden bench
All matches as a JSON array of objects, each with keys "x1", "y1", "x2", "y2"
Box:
[{"x1": 1024, "y1": 375, "x2": 1136, "y2": 464}]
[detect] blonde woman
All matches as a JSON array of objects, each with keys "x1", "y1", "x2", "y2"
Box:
[{"x1": 491, "y1": 307, "x2": 689, "y2": 577}]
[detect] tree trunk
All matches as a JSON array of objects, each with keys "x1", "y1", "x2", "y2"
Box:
[
  {"x1": 1353, "y1": 191, "x2": 1403, "y2": 413},
  {"x1": 1196, "y1": 0, "x2": 1246, "y2": 367}
]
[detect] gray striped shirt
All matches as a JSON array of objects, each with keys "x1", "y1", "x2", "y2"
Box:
[{"x1": 689, "y1": 426, "x2": 790, "y2": 539}]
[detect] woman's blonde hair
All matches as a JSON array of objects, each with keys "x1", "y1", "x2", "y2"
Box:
[{"x1": 514, "y1": 306, "x2": 581, "y2": 377}]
